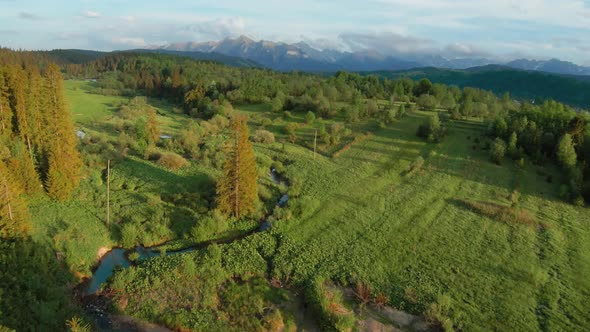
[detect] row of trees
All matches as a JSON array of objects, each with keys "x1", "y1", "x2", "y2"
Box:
[
  {"x1": 0, "y1": 60, "x2": 82, "y2": 237},
  {"x1": 64, "y1": 53, "x2": 505, "y2": 122},
  {"x1": 61, "y1": 51, "x2": 590, "y2": 205},
  {"x1": 489, "y1": 100, "x2": 590, "y2": 203},
  {"x1": 0, "y1": 50, "x2": 85, "y2": 331}
]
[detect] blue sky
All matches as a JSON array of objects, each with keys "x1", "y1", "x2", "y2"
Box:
[{"x1": 1, "y1": 0, "x2": 590, "y2": 65}]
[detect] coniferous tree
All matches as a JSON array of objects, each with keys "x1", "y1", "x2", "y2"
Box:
[
  {"x1": 8, "y1": 142, "x2": 41, "y2": 194},
  {"x1": 0, "y1": 68, "x2": 13, "y2": 137},
  {"x1": 8, "y1": 65, "x2": 35, "y2": 157},
  {"x1": 217, "y1": 115, "x2": 258, "y2": 218},
  {"x1": 25, "y1": 67, "x2": 46, "y2": 149},
  {"x1": 43, "y1": 64, "x2": 82, "y2": 200},
  {"x1": 0, "y1": 158, "x2": 30, "y2": 238}
]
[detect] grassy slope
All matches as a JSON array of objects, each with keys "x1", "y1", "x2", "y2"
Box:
[
  {"x1": 250, "y1": 110, "x2": 590, "y2": 330},
  {"x1": 47, "y1": 80, "x2": 590, "y2": 330},
  {"x1": 29, "y1": 81, "x2": 217, "y2": 275}
]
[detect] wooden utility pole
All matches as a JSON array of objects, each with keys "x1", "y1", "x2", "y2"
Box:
[
  {"x1": 2, "y1": 179, "x2": 13, "y2": 221},
  {"x1": 106, "y1": 160, "x2": 110, "y2": 227},
  {"x1": 0, "y1": 103, "x2": 5, "y2": 131},
  {"x1": 313, "y1": 129, "x2": 318, "y2": 160}
]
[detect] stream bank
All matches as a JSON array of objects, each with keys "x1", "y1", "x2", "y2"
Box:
[{"x1": 81, "y1": 169, "x2": 288, "y2": 330}]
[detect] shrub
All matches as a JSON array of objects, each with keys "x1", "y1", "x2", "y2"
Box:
[
  {"x1": 408, "y1": 156, "x2": 425, "y2": 174},
  {"x1": 252, "y1": 130, "x2": 275, "y2": 144},
  {"x1": 121, "y1": 224, "x2": 139, "y2": 248},
  {"x1": 490, "y1": 138, "x2": 506, "y2": 165},
  {"x1": 305, "y1": 111, "x2": 316, "y2": 124},
  {"x1": 158, "y1": 152, "x2": 189, "y2": 170},
  {"x1": 284, "y1": 123, "x2": 298, "y2": 143},
  {"x1": 416, "y1": 94, "x2": 438, "y2": 110},
  {"x1": 259, "y1": 117, "x2": 272, "y2": 128},
  {"x1": 417, "y1": 113, "x2": 447, "y2": 143},
  {"x1": 425, "y1": 294, "x2": 454, "y2": 332},
  {"x1": 305, "y1": 278, "x2": 356, "y2": 332}
]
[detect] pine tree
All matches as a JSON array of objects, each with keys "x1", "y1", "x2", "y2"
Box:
[
  {"x1": 8, "y1": 142, "x2": 41, "y2": 194},
  {"x1": 146, "y1": 108, "x2": 160, "y2": 145},
  {"x1": 217, "y1": 115, "x2": 258, "y2": 218},
  {"x1": 43, "y1": 64, "x2": 82, "y2": 200},
  {"x1": 25, "y1": 67, "x2": 46, "y2": 149},
  {"x1": 0, "y1": 68, "x2": 14, "y2": 137},
  {"x1": 0, "y1": 158, "x2": 30, "y2": 238},
  {"x1": 9, "y1": 65, "x2": 34, "y2": 157}
]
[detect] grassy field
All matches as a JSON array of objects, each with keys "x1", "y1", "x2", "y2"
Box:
[
  {"x1": 45, "y1": 80, "x2": 590, "y2": 330},
  {"x1": 109, "y1": 100, "x2": 590, "y2": 330},
  {"x1": 233, "y1": 102, "x2": 590, "y2": 330},
  {"x1": 30, "y1": 81, "x2": 255, "y2": 276},
  {"x1": 65, "y1": 80, "x2": 190, "y2": 138},
  {"x1": 254, "y1": 110, "x2": 590, "y2": 330}
]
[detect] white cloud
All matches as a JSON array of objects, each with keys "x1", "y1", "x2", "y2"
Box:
[
  {"x1": 120, "y1": 16, "x2": 136, "y2": 23},
  {"x1": 372, "y1": 0, "x2": 590, "y2": 29},
  {"x1": 339, "y1": 31, "x2": 437, "y2": 55},
  {"x1": 183, "y1": 17, "x2": 246, "y2": 40},
  {"x1": 83, "y1": 11, "x2": 101, "y2": 19},
  {"x1": 111, "y1": 37, "x2": 148, "y2": 47}
]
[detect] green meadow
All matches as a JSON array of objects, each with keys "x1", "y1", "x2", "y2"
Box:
[{"x1": 25, "y1": 80, "x2": 588, "y2": 330}]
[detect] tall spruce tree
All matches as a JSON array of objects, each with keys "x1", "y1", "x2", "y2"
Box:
[
  {"x1": 43, "y1": 64, "x2": 82, "y2": 200},
  {"x1": 8, "y1": 65, "x2": 34, "y2": 157},
  {"x1": 0, "y1": 68, "x2": 14, "y2": 137},
  {"x1": 25, "y1": 67, "x2": 45, "y2": 149},
  {"x1": 8, "y1": 142, "x2": 41, "y2": 194},
  {"x1": 217, "y1": 115, "x2": 258, "y2": 218},
  {"x1": 0, "y1": 158, "x2": 30, "y2": 238}
]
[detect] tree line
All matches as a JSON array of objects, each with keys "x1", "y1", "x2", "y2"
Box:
[
  {"x1": 0, "y1": 50, "x2": 85, "y2": 331},
  {"x1": 0, "y1": 59, "x2": 81, "y2": 238},
  {"x1": 62, "y1": 51, "x2": 590, "y2": 205}
]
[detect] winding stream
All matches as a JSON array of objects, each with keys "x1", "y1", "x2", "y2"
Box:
[{"x1": 85, "y1": 169, "x2": 288, "y2": 295}]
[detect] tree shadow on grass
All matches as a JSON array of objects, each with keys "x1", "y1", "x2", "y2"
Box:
[
  {"x1": 114, "y1": 158, "x2": 215, "y2": 194},
  {"x1": 107, "y1": 158, "x2": 216, "y2": 240},
  {"x1": 0, "y1": 239, "x2": 81, "y2": 331}
]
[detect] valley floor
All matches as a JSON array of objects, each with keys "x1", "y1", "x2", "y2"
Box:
[{"x1": 29, "y1": 81, "x2": 590, "y2": 331}]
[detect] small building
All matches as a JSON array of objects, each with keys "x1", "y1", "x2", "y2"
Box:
[
  {"x1": 76, "y1": 130, "x2": 86, "y2": 139},
  {"x1": 160, "y1": 134, "x2": 172, "y2": 140}
]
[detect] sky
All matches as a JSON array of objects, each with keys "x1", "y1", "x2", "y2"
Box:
[{"x1": 1, "y1": 0, "x2": 590, "y2": 65}]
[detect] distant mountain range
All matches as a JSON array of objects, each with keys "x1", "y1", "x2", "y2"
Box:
[{"x1": 156, "y1": 35, "x2": 590, "y2": 76}]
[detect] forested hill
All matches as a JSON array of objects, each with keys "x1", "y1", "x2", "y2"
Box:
[
  {"x1": 0, "y1": 48, "x2": 260, "y2": 71},
  {"x1": 129, "y1": 49, "x2": 261, "y2": 68},
  {"x1": 369, "y1": 66, "x2": 590, "y2": 109}
]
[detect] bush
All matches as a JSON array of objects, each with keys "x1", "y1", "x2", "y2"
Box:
[
  {"x1": 121, "y1": 224, "x2": 139, "y2": 247},
  {"x1": 252, "y1": 130, "x2": 275, "y2": 144},
  {"x1": 417, "y1": 113, "x2": 447, "y2": 143},
  {"x1": 158, "y1": 152, "x2": 189, "y2": 170},
  {"x1": 490, "y1": 138, "x2": 506, "y2": 165},
  {"x1": 305, "y1": 111, "x2": 316, "y2": 124},
  {"x1": 425, "y1": 294, "x2": 454, "y2": 332},
  {"x1": 416, "y1": 94, "x2": 438, "y2": 110},
  {"x1": 190, "y1": 216, "x2": 217, "y2": 242},
  {"x1": 408, "y1": 156, "x2": 425, "y2": 174}
]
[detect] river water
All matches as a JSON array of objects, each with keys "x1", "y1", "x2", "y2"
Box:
[{"x1": 85, "y1": 169, "x2": 288, "y2": 295}]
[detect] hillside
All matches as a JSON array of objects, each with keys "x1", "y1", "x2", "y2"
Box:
[
  {"x1": 1, "y1": 50, "x2": 589, "y2": 331},
  {"x1": 371, "y1": 66, "x2": 590, "y2": 108}
]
